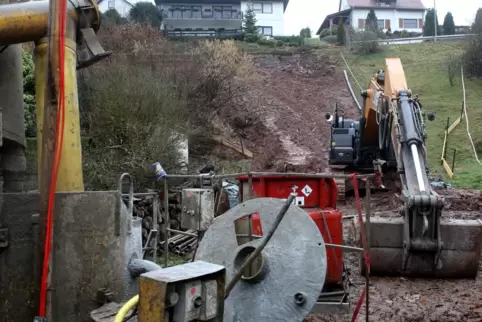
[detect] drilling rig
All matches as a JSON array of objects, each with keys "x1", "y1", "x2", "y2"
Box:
[{"x1": 0, "y1": 1, "x2": 354, "y2": 321}]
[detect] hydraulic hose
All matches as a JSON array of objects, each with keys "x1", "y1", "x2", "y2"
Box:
[{"x1": 114, "y1": 295, "x2": 139, "y2": 322}]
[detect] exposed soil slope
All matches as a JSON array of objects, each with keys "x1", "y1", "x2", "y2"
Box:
[{"x1": 242, "y1": 51, "x2": 358, "y2": 172}]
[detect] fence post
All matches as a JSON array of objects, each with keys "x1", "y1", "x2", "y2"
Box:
[{"x1": 452, "y1": 149, "x2": 457, "y2": 175}]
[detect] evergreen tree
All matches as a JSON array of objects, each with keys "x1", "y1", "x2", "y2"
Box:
[
  {"x1": 443, "y1": 12, "x2": 456, "y2": 35},
  {"x1": 243, "y1": 4, "x2": 259, "y2": 34},
  {"x1": 300, "y1": 27, "x2": 312, "y2": 38},
  {"x1": 423, "y1": 8, "x2": 441, "y2": 36},
  {"x1": 101, "y1": 9, "x2": 128, "y2": 26},
  {"x1": 472, "y1": 8, "x2": 482, "y2": 34},
  {"x1": 365, "y1": 9, "x2": 378, "y2": 31},
  {"x1": 129, "y1": 2, "x2": 163, "y2": 28},
  {"x1": 337, "y1": 19, "x2": 345, "y2": 44}
]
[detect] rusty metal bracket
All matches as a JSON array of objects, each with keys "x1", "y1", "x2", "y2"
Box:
[
  {"x1": 0, "y1": 227, "x2": 8, "y2": 248},
  {"x1": 76, "y1": 28, "x2": 111, "y2": 70}
]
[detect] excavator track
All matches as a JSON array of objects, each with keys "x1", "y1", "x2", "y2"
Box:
[{"x1": 327, "y1": 166, "x2": 347, "y2": 203}]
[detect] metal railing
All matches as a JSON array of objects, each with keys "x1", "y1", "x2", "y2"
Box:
[
  {"x1": 164, "y1": 29, "x2": 244, "y2": 38},
  {"x1": 163, "y1": 11, "x2": 242, "y2": 20},
  {"x1": 353, "y1": 33, "x2": 474, "y2": 45}
]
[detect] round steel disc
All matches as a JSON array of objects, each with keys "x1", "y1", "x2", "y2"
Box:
[{"x1": 195, "y1": 198, "x2": 327, "y2": 322}]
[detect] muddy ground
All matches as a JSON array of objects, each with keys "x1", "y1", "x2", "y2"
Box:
[{"x1": 236, "y1": 52, "x2": 482, "y2": 322}]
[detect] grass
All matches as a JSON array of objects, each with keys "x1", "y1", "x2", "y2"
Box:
[{"x1": 342, "y1": 41, "x2": 482, "y2": 189}]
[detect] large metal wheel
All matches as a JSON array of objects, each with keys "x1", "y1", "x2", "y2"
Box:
[{"x1": 195, "y1": 198, "x2": 327, "y2": 322}]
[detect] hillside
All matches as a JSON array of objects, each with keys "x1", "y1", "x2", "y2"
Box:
[{"x1": 343, "y1": 41, "x2": 482, "y2": 188}]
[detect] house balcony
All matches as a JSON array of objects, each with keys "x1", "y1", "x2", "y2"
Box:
[{"x1": 162, "y1": 9, "x2": 243, "y2": 30}]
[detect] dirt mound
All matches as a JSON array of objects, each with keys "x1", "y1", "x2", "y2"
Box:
[{"x1": 239, "y1": 52, "x2": 358, "y2": 171}]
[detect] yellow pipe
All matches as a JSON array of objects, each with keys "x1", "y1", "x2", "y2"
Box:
[
  {"x1": 35, "y1": 38, "x2": 84, "y2": 192},
  {"x1": 0, "y1": 0, "x2": 101, "y2": 46},
  {"x1": 114, "y1": 295, "x2": 139, "y2": 322}
]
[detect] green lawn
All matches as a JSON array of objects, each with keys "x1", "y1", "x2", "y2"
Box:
[{"x1": 342, "y1": 41, "x2": 482, "y2": 189}]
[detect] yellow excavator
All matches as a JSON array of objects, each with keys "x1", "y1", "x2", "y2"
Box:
[{"x1": 327, "y1": 58, "x2": 482, "y2": 277}]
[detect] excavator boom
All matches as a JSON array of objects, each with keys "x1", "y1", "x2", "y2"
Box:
[{"x1": 328, "y1": 58, "x2": 482, "y2": 278}]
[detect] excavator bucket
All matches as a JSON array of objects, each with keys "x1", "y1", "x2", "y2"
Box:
[{"x1": 361, "y1": 215, "x2": 482, "y2": 278}]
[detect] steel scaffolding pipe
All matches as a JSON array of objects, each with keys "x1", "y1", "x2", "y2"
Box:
[{"x1": 0, "y1": 0, "x2": 99, "y2": 46}]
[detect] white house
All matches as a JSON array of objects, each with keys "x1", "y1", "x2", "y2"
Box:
[
  {"x1": 155, "y1": 0, "x2": 288, "y2": 37},
  {"x1": 317, "y1": 0, "x2": 426, "y2": 35},
  {"x1": 97, "y1": 0, "x2": 135, "y2": 17}
]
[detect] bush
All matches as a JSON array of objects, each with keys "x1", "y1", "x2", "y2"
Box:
[
  {"x1": 22, "y1": 50, "x2": 36, "y2": 138},
  {"x1": 445, "y1": 53, "x2": 461, "y2": 86},
  {"x1": 275, "y1": 40, "x2": 284, "y2": 47},
  {"x1": 322, "y1": 35, "x2": 338, "y2": 44},
  {"x1": 463, "y1": 8, "x2": 482, "y2": 78},
  {"x1": 351, "y1": 30, "x2": 381, "y2": 55},
  {"x1": 244, "y1": 33, "x2": 260, "y2": 43},
  {"x1": 80, "y1": 24, "x2": 257, "y2": 190},
  {"x1": 257, "y1": 38, "x2": 277, "y2": 47},
  {"x1": 272, "y1": 36, "x2": 302, "y2": 46},
  {"x1": 319, "y1": 27, "x2": 337, "y2": 38}
]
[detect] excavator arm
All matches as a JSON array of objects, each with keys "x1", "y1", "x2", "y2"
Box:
[
  {"x1": 384, "y1": 60, "x2": 445, "y2": 270},
  {"x1": 329, "y1": 58, "x2": 481, "y2": 277},
  {"x1": 358, "y1": 58, "x2": 481, "y2": 277}
]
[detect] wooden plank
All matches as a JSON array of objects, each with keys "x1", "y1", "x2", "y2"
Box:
[
  {"x1": 441, "y1": 131, "x2": 448, "y2": 163},
  {"x1": 447, "y1": 116, "x2": 462, "y2": 134},
  {"x1": 213, "y1": 136, "x2": 253, "y2": 158},
  {"x1": 442, "y1": 158, "x2": 454, "y2": 179}
]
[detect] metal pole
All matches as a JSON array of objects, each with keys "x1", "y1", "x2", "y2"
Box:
[
  {"x1": 163, "y1": 178, "x2": 169, "y2": 267},
  {"x1": 433, "y1": 0, "x2": 437, "y2": 41},
  {"x1": 365, "y1": 180, "x2": 371, "y2": 322},
  {"x1": 247, "y1": 164, "x2": 253, "y2": 276},
  {"x1": 452, "y1": 149, "x2": 457, "y2": 174},
  {"x1": 152, "y1": 195, "x2": 159, "y2": 263},
  {"x1": 225, "y1": 194, "x2": 295, "y2": 299}
]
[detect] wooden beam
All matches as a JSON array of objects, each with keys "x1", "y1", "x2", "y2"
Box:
[{"x1": 213, "y1": 136, "x2": 253, "y2": 158}]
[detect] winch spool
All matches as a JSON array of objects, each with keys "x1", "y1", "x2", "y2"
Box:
[{"x1": 195, "y1": 198, "x2": 327, "y2": 322}]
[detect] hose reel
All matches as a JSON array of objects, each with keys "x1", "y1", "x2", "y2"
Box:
[{"x1": 195, "y1": 198, "x2": 327, "y2": 322}]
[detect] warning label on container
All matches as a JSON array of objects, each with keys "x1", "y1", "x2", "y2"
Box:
[{"x1": 301, "y1": 185, "x2": 312, "y2": 197}]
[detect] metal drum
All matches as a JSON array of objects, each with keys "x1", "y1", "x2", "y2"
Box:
[{"x1": 195, "y1": 198, "x2": 327, "y2": 322}]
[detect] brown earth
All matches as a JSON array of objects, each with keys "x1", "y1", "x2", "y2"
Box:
[{"x1": 236, "y1": 51, "x2": 482, "y2": 322}]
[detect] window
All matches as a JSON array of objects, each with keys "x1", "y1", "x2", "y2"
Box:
[
  {"x1": 222, "y1": 6, "x2": 233, "y2": 18},
  {"x1": 377, "y1": 19, "x2": 385, "y2": 29},
  {"x1": 403, "y1": 19, "x2": 418, "y2": 29},
  {"x1": 182, "y1": 6, "x2": 192, "y2": 18},
  {"x1": 253, "y1": 2, "x2": 273, "y2": 14},
  {"x1": 192, "y1": 6, "x2": 201, "y2": 18},
  {"x1": 108, "y1": 0, "x2": 114, "y2": 9},
  {"x1": 259, "y1": 26, "x2": 273, "y2": 36},
  {"x1": 172, "y1": 5, "x2": 182, "y2": 18},
  {"x1": 358, "y1": 19, "x2": 365, "y2": 29}
]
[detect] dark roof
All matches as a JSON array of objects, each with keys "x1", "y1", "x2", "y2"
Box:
[
  {"x1": 155, "y1": 0, "x2": 289, "y2": 12},
  {"x1": 316, "y1": 8, "x2": 352, "y2": 35},
  {"x1": 342, "y1": 0, "x2": 425, "y2": 10}
]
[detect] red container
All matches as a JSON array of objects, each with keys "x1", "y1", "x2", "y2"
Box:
[
  {"x1": 237, "y1": 175, "x2": 343, "y2": 285},
  {"x1": 238, "y1": 175, "x2": 337, "y2": 209}
]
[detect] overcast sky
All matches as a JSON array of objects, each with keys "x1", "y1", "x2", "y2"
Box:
[{"x1": 284, "y1": 0, "x2": 479, "y2": 36}]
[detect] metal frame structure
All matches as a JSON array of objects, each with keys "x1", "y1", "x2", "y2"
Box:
[{"x1": 156, "y1": 171, "x2": 375, "y2": 315}]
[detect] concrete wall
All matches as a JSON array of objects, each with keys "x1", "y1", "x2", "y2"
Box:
[
  {"x1": 0, "y1": 191, "x2": 137, "y2": 322},
  {"x1": 241, "y1": 1, "x2": 285, "y2": 36},
  {"x1": 351, "y1": 9, "x2": 425, "y2": 32}
]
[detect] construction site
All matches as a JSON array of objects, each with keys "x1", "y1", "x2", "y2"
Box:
[{"x1": 1, "y1": 0, "x2": 482, "y2": 322}]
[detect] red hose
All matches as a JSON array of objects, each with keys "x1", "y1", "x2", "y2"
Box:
[
  {"x1": 38, "y1": 0, "x2": 67, "y2": 316},
  {"x1": 349, "y1": 173, "x2": 371, "y2": 322}
]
